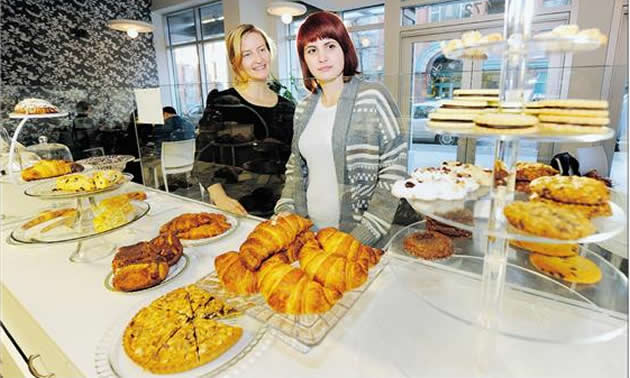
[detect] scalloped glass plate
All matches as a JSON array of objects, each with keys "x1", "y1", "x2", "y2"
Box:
[
  {"x1": 196, "y1": 256, "x2": 389, "y2": 351},
  {"x1": 9, "y1": 112, "x2": 69, "y2": 119},
  {"x1": 11, "y1": 201, "x2": 150, "y2": 244},
  {"x1": 387, "y1": 221, "x2": 628, "y2": 344},
  {"x1": 76, "y1": 155, "x2": 135, "y2": 172},
  {"x1": 406, "y1": 196, "x2": 625, "y2": 244},
  {"x1": 24, "y1": 172, "x2": 134, "y2": 199},
  {"x1": 104, "y1": 254, "x2": 190, "y2": 294},
  {"x1": 426, "y1": 123, "x2": 615, "y2": 143},
  {"x1": 94, "y1": 293, "x2": 268, "y2": 378},
  {"x1": 179, "y1": 215, "x2": 240, "y2": 247}
]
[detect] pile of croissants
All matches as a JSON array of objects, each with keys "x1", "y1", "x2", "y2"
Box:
[{"x1": 214, "y1": 214, "x2": 383, "y2": 315}]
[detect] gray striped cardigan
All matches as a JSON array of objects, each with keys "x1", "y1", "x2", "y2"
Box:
[{"x1": 275, "y1": 76, "x2": 408, "y2": 246}]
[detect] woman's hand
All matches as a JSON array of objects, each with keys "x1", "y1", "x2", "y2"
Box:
[{"x1": 208, "y1": 184, "x2": 247, "y2": 216}]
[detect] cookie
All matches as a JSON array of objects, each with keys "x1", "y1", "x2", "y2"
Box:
[
  {"x1": 427, "y1": 120, "x2": 475, "y2": 129},
  {"x1": 475, "y1": 113, "x2": 538, "y2": 130},
  {"x1": 426, "y1": 214, "x2": 472, "y2": 238},
  {"x1": 529, "y1": 176, "x2": 610, "y2": 205},
  {"x1": 529, "y1": 194, "x2": 612, "y2": 219},
  {"x1": 537, "y1": 123, "x2": 610, "y2": 134},
  {"x1": 436, "y1": 99, "x2": 489, "y2": 114},
  {"x1": 515, "y1": 180, "x2": 531, "y2": 193},
  {"x1": 529, "y1": 254, "x2": 602, "y2": 284},
  {"x1": 403, "y1": 231, "x2": 454, "y2": 260},
  {"x1": 453, "y1": 89, "x2": 499, "y2": 104},
  {"x1": 538, "y1": 99, "x2": 608, "y2": 110},
  {"x1": 515, "y1": 161, "x2": 558, "y2": 181},
  {"x1": 510, "y1": 240, "x2": 578, "y2": 257},
  {"x1": 538, "y1": 114, "x2": 609, "y2": 126},
  {"x1": 504, "y1": 201, "x2": 595, "y2": 240}
]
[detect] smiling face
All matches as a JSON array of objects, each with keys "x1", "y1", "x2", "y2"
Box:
[
  {"x1": 239, "y1": 31, "x2": 271, "y2": 82},
  {"x1": 303, "y1": 38, "x2": 345, "y2": 83}
]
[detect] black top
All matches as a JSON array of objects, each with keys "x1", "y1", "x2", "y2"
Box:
[{"x1": 199, "y1": 87, "x2": 295, "y2": 145}]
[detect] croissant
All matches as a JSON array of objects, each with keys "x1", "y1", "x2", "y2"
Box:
[
  {"x1": 257, "y1": 253, "x2": 341, "y2": 314},
  {"x1": 299, "y1": 235, "x2": 368, "y2": 293},
  {"x1": 159, "y1": 213, "x2": 215, "y2": 234},
  {"x1": 316, "y1": 228, "x2": 384, "y2": 269},
  {"x1": 21, "y1": 160, "x2": 82, "y2": 181},
  {"x1": 214, "y1": 251, "x2": 258, "y2": 295},
  {"x1": 239, "y1": 214, "x2": 313, "y2": 271},
  {"x1": 284, "y1": 231, "x2": 314, "y2": 263},
  {"x1": 177, "y1": 222, "x2": 231, "y2": 240}
]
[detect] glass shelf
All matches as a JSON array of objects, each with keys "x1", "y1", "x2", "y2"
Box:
[
  {"x1": 426, "y1": 124, "x2": 615, "y2": 143},
  {"x1": 444, "y1": 34, "x2": 606, "y2": 61},
  {"x1": 404, "y1": 195, "x2": 625, "y2": 244},
  {"x1": 386, "y1": 221, "x2": 628, "y2": 344}
]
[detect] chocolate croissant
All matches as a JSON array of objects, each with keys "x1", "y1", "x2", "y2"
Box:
[{"x1": 239, "y1": 214, "x2": 312, "y2": 271}]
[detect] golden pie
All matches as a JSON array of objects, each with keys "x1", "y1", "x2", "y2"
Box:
[{"x1": 123, "y1": 285, "x2": 242, "y2": 374}]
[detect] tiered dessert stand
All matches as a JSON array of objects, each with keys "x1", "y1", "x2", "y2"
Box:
[
  {"x1": 391, "y1": 0, "x2": 627, "y2": 375},
  {"x1": 6, "y1": 113, "x2": 149, "y2": 262}
]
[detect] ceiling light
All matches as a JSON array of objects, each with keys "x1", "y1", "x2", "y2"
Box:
[
  {"x1": 267, "y1": 1, "x2": 306, "y2": 24},
  {"x1": 108, "y1": 19, "x2": 153, "y2": 38}
]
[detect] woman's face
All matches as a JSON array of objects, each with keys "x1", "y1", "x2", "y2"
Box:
[
  {"x1": 240, "y1": 32, "x2": 271, "y2": 82},
  {"x1": 303, "y1": 38, "x2": 345, "y2": 83}
]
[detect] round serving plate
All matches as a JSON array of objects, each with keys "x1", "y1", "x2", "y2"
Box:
[
  {"x1": 76, "y1": 155, "x2": 135, "y2": 172},
  {"x1": 426, "y1": 124, "x2": 615, "y2": 143},
  {"x1": 104, "y1": 254, "x2": 190, "y2": 294},
  {"x1": 176, "y1": 214, "x2": 240, "y2": 248},
  {"x1": 387, "y1": 221, "x2": 628, "y2": 344},
  {"x1": 24, "y1": 172, "x2": 133, "y2": 199},
  {"x1": 94, "y1": 294, "x2": 269, "y2": 378},
  {"x1": 444, "y1": 34, "x2": 605, "y2": 61},
  {"x1": 10, "y1": 201, "x2": 150, "y2": 244},
  {"x1": 405, "y1": 196, "x2": 626, "y2": 245},
  {"x1": 9, "y1": 112, "x2": 69, "y2": 119}
]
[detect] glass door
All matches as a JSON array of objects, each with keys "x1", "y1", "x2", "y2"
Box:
[{"x1": 400, "y1": 32, "x2": 474, "y2": 172}]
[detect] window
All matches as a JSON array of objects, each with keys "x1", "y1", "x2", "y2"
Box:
[
  {"x1": 283, "y1": 5, "x2": 385, "y2": 97},
  {"x1": 165, "y1": 2, "x2": 227, "y2": 116}
]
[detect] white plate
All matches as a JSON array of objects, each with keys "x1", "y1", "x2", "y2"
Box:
[
  {"x1": 104, "y1": 254, "x2": 190, "y2": 294},
  {"x1": 94, "y1": 292, "x2": 268, "y2": 378},
  {"x1": 24, "y1": 172, "x2": 133, "y2": 199},
  {"x1": 9, "y1": 112, "x2": 69, "y2": 119},
  {"x1": 179, "y1": 214, "x2": 240, "y2": 247}
]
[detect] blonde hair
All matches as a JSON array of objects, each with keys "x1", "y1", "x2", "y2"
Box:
[{"x1": 225, "y1": 24, "x2": 276, "y2": 86}]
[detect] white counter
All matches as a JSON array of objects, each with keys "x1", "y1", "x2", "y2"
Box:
[{"x1": 0, "y1": 182, "x2": 627, "y2": 378}]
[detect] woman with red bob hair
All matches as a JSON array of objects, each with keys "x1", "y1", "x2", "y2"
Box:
[{"x1": 275, "y1": 11, "x2": 408, "y2": 246}]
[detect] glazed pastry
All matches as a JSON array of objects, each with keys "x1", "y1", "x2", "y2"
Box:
[
  {"x1": 239, "y1": 214, "x2": 313, "y2": 271},
  {"x1": 257, "y1": 253, "x2": 341, "y2": 314},
  {"x1": 316, "y1": 228, "x2": 383, "y2": 269},
  {"x1": 21, "y1": 159, "x2": 82, "y2": 181},
  {"x1": 214, "y1": 251, "x2": 258, "y2": 295},
  {"x1": 298, "y1": 234, "x2": 368, "y2": 293},
  {"x1": 14, "y1": 98, "x2": 59, "y2": 114},
  {"x1": 112, "y1": 259, "x2": 169, "y2": 292}
]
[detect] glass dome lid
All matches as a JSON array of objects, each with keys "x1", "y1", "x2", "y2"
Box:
[{"x1": 26, "y1": 136, "x2": 73, "y2": 161}]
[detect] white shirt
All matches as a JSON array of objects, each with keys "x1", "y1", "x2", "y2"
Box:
[{"x1": 298, "y1": 99, "x2": 340, "y2": 229}]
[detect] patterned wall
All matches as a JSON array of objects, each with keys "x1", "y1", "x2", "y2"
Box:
[{"x1": 0, "y1": 0, "x2": 159, "y2": 146}]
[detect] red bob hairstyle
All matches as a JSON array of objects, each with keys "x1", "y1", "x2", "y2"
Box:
[{"x1": 296, "y1": 11, "x2": 359, "y2": 92}]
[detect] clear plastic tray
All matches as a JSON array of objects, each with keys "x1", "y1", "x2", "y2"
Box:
[
  {"x1": 11, "y1": 201, "x2": 150, "y2": 244},
  {"x1": 196, "y1": 256, "x2": 389, "y2": 352},
  {"x1": 24, "y1": 172, "x2": 134, "y2": 199},
  {"x1": 386, "y1": 221, "x2": 628, "y2": 343}
]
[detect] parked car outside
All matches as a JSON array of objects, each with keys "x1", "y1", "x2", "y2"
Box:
[{"x1": 409, "y1": 100, "x2": 458, "y2": 145}]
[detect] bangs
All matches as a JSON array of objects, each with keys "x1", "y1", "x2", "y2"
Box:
[{"x1": 297, "y1": 16, "x2": 343, "y2": 46}]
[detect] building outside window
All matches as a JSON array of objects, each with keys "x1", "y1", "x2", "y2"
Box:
[
  {"x1": 165, "y1": 1, "x2": 227, "y2": 124},
  {"x1": 284, "y1": 4, "x2": 385, "y2": 98}
]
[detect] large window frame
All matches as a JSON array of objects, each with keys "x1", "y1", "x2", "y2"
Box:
[{"x1": 164, "y1": 1, "x2": 227, "y2": 115}]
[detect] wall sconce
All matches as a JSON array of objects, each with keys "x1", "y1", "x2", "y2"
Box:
[
  {"x1": 267, "y1": 1, "x2": 307, "y2": 25},
  {"x1": 107, "y1": 19, "x2": 154, "y2": 39}
]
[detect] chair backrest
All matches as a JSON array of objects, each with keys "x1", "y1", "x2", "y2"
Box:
[{"x1": 161, "y1": 139, "x2": 196, "y2": 171}]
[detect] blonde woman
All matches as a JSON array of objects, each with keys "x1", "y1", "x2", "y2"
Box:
[{"x1": 200, "y1": 24, "x2": 295, "y2": 215}]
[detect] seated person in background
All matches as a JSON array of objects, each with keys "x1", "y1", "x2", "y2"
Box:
[
  {"x1": 153, "y1": 106, "x2": 196, "y2": 153},
  {"x1": 70, "y1": 100, "x2": 98, "y2": 159},
  {"x1": 198, "y1": 24, "x2": 295, "y2": 216}
]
